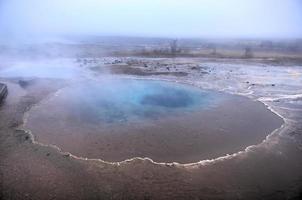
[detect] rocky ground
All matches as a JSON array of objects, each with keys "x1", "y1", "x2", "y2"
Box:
[{"x1": 0, "y1": 57, "x2": 302, "y2": 200}]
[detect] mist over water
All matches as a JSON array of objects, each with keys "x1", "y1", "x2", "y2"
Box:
[
  {"x1": 0, "y1": 60, "x2": 82, "y2": 79},
  {"x1": 46, "y1": 78, "x2": 218, "y2": 123}
]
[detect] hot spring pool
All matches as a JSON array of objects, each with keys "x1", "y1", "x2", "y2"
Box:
[
  {"x1": 52, "y1": 78, "x2": 219, "y2": 123},
  {"x1": 24, "y1": 78, "x2": 283, "y2": 163}
]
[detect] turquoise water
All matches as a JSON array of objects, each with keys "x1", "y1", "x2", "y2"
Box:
[{"x1": 56, "y1": 78, "x2": 220, "y2": 123}]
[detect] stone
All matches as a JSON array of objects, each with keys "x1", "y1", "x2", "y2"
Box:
[
  {"x1": 0, "y1": 83, "x2": 8, "y2": 105},
  {"x1": 18, "y1": 79, "x2": 35, "y2": 88}
]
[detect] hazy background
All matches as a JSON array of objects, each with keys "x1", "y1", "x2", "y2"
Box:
[{"x1": 0, "y1": 0, "x2": 301, "y2": 43}]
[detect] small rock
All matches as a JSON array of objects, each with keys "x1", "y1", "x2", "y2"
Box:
[
  {"x1": 18, "y1": 79, "x2": 35, "y2": 88},
  {"x1": 63, "y1": 153, "x2": 70, "y2": 158},
  {"x1": 0, "y1": 83, "x2": 8, "y2": 105}
]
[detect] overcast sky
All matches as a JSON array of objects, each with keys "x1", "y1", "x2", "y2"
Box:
[{"x1": 0, "y1": 0, "x2": 301, "y2": 41}]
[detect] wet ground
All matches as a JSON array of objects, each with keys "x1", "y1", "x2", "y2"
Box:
[{"x1": 0, "y1": 57, "x2": 302, "y2": 199}]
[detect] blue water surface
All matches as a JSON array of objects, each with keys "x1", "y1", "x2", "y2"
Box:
[{"x1": 58, "y1": 78, "x2": 220, "y2": 123}]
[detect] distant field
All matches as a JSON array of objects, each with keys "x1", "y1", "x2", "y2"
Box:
[{"x1": 1, "y1": 37, "x2": 302, "y2": 64}]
